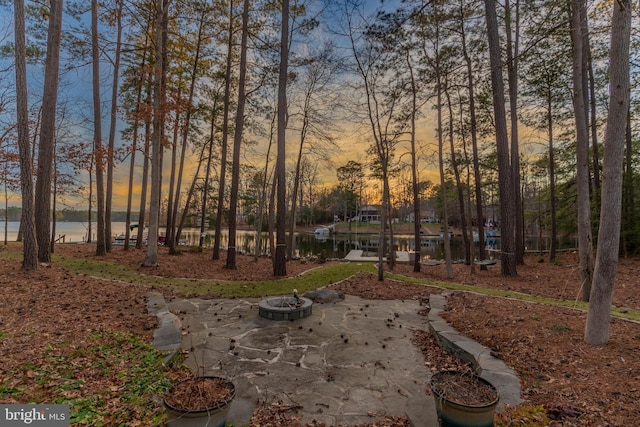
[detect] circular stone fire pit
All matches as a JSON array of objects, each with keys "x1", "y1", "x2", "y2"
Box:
[{"x1": 258, "y1": 296, "x2": 313, "y2": 320}]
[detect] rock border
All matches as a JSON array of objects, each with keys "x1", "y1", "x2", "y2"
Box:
[
  {"x1": 146, "y1": 291, "x2": 182, "y2": 364},
  {"x1": 427, "y1": 293, "x2": 523, "y2": 409}
]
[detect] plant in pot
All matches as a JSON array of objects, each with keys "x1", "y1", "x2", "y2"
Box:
[
  {"x1": 429, "y1": 369, "x2": 499, "y2": 427},
  {"x1": 163, "y1": 352, "x2": 236, "y2": 427}
]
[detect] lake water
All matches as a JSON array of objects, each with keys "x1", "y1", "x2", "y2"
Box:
[{"x1": 0, "y1": 221, "x2": 573, "y2": 261}]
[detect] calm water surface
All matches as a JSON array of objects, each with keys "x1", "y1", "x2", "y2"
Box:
[{"x1": 2, "y1": 221, "x2": 574, "y2": 261}]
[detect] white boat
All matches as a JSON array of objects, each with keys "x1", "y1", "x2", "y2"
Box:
[
  {"x1": 313, "y1": 227, "x2": 331, "y2": 235},
  {"x1": 113, "y1": 224, "x2": 142, "y2": 246},
  {"x1": 113, "y1": 233, "x2": 138, "y2": 246}
]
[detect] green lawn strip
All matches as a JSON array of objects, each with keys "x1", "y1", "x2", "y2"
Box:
[
  {"x1": 16, "y1": 251, "x2": 640, "y2": 322},
  {"x1": 147, "y1": 261, "x2": 377, "y2": 297},
  {"x1": 0, "y1": 248, "x2": 22, "y2": 261},
  {"x1": 55, "y1": 255, "x2": 377, "y2": 297},
  {"x1": 383, "y1": 271, "x2": 640, "y2": 323}
]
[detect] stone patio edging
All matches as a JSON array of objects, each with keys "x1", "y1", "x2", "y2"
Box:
[
  {"x1": 146, "y1": 291, "x2": 182, "y2": 363},
  {"x1": 428, "y1": 293, "x2": 523, "y2": 409}
]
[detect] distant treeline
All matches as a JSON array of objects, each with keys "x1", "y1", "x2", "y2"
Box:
[{"x1": 0, "y1": 207, "x2": 139, "y2": 223}]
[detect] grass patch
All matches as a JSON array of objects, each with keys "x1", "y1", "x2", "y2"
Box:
[
  {"x1": 0, "y1": 248, "x2": 22, "y2": 261},
  {"x1": 5, "y1": 331, "x2": 170, "y2": 426},
  {"x1": 549, "y1": 323, "x2": 571, "y2": 333},
  {"x1": 56, "y1": 255, "x2": 376, "y2": 298},
  {"x1": 17, "y1": 249, "x2": 640, "y2": 322},
  {"x1": 0, "y1": 385, "x2": 21, "y2": 399},
  {"x1": 496, "y1": 404, "x2": 550, "y2": 426},
  {"x1": 383, "y1": 271, "x2": 640, "y2": 323}
]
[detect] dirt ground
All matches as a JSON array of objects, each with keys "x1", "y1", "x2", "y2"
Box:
[{"x1": 1, "y1": 243, "x2": 639, "y2": 426}]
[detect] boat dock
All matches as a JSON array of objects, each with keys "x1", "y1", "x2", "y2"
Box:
[{"x1": 344, "y1": 250, "x2": 411, "y2": 263}]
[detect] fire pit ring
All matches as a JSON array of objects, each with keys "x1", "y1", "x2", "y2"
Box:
[{"x1": 258, "y1": 296, "x2": 313, "y2": 320}]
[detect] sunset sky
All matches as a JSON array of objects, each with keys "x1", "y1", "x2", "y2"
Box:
[{"x1": 0, "y1": 0, "x2": 550, "y2": 214}]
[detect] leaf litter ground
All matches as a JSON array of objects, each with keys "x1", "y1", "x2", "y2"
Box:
[{"x1": 1, "y1": 243, "x2": 639, "y2": 426}]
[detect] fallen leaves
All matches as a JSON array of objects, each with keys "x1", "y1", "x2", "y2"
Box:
[{"x1": 3, "y1": 244, "x2": 640, "y2": 426}]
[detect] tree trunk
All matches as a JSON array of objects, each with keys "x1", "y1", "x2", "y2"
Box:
[
  {"x1": 273, "y1": 0, "x2": 289, "y2": 276},
  {"x1": 125, "y1": 37, "x2": 149, "y2": 251},
  {"x1": 254, "y1": 107, "x2": 276, "y2": 262},
  {"x1": 437, "y1": 68, "x2": 452, "y2": 279},
  {"x1": 124, "y1": 127, "x2": 138, "y2": 251},
  {"x1": 35, "y1": 0, "x2": 63, "y2": 263},
  {"x1": 377, "y1": 172, "x2": 389, "y2": 281},
  {"x1": 585, "y1": 0, "x2": 631, "y2": 345},
  {"x1": 459, "y1": 0, "x2": 486, "y2": 267},
  {"x1": 105, "y1": 0, "x2": 123, "y2": 253},
  {"x1": 200, "y1": 114, "x2": 216, "y2": 250},
  {"x1": 587, "y1": 42, "x2": 600, "y2": 190},
  {"x1": 143, "y1": 0, "x2": 170, "y2": 267},
  {"x1": 406, "y1": 52, "x2": 421, "y2": 273},
  {"x1": 464, "y1": 144, "x2": 475, "y2": 273},
  {"x1": 166, "y1": 117, "x2": 178, "y2": 250},
  {"x1": 170, "y1": 10, "x2": 204, "y2": 254},
  {"x1": 287, "y1": 111, "x2": 308, "y2": 261},
  {"x1": 3, "y1": 184, "x2": 7, "y2": 245},
  {"x1": 176, "y1": 144, "x2": 207, "y2": 245},
  {"x1": 579, "y1": 4, "x2": 595, "y2": 193},
  {"x1": 165, "y1": 110, "x2": 179, "y2": 247},
  {"x1": 621, "y1": 110, "x2": 633, "y2": 256},
  {"x1": 445, "y1": 85, "x2": 470, "y2": 264},
  {"x1": 136, "y1": 116, "x2": 151, "y2": 249},
  {"x1": 92, "y1": 0, "x2": 106, "y2": 256},
  {"x1": 547, "y1": 91, "x2": 558, "y2": 261},
  {"x1": 14, "y1": 0, "x2": 38, "y2": 270},
  {"x1": 386, "y1": 188, "x2": 396, "y2": 272},
  {"x1": 484, "y1": 0, "x2": 517, "y2": 276},
  {"x1": 268, "y1": 166, "x2": 277, "y2": 258},
  {"x1": 570, "y1": 0, "x2": 594, "y2": 300},
  {"x1": 226, "y1": 0, "x2": 250, "y2": 270},
  {"x1": 213, "y1": 0, "x2": 234, "y2": 261},
  {"x1": 505, "y1": 0, "x2": 524, "y2": 265},
  {"x1": 50, "y1": 154, "x2": 57, "y2": 254},
  {"x1": 87, "y1": 159, "x2": 93, "y2": 243}
]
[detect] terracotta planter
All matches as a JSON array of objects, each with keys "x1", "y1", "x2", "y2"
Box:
[
  {"x1": 429, "y1": 370, "x2": 499, "y2": 427},
  {"x1": 163, "y1": 376, "x2": 235, "y2": 427}
]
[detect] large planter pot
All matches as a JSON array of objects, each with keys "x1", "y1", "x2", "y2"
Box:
[
  {"x1": 164, "y1": 376, "x2": 235, "y2": 427},
  {"x1": 429, "y1": 370, "x2": 499, "y2": 427}
]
